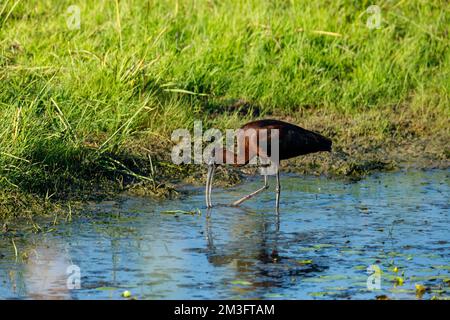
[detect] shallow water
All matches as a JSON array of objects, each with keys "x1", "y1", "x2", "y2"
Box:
[{"x1": 0, "y1": 170, "x2": 449, "y2": 300}]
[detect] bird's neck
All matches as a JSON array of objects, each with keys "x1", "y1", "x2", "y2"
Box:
[{"x1": 215, "y1": 148, "x2": 241, "y2": 166}]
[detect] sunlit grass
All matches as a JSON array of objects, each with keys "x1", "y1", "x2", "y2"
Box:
[{"x1": 0, "y1": 0, "x2": 448, "y2": 202}]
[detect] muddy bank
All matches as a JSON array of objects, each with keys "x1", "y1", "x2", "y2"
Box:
[
  {"x1": 1, "y1": 105, "x2": 448, "y2": 221},
  {"x1": 127, "y1": 103, "x2": 449, "y2": 189}
]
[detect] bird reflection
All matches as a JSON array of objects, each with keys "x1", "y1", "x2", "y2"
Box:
[
  {"x1": 204, "y1": 206, "x2": 285, "y2": 295},
  {"x1": 203, "y1": 205, "x2": 328, "y2": 298}
]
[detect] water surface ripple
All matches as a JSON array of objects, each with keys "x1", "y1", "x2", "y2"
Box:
[{"x1": 0, "y1": 170, "x2": 449, "y2": 299}]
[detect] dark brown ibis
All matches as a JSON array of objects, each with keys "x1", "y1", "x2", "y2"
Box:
[{"x1": 205, "y1": 119, "x2": 332, "y2": 212}]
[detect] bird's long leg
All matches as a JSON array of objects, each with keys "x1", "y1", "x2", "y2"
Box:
[
  {"x1": 205, "y1": 164, "x2": 215, "y2": 208},
  {"x1": 275, "y1": 168, "x2": 281, "y2": 214},
  {"x1": 205, "y1": 165, "x2": 211, "y2": 208},
  {"x1": 208, "y1": 164, "x2": 215, "y2": 207},
  {"x1": 232, "y1": 174, "x2": 269, "y2": 206}
]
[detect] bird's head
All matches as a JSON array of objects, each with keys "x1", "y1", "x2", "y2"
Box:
[{"x1": 323, "y1": 137, "x2": 332, "y2": 152}]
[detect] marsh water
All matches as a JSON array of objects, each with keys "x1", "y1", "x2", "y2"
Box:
[{"x1": 0, "y1": 170, "x2": 449, "y2": 300}]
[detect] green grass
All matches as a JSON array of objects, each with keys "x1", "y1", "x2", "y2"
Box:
[{"x1": 0, "y1": 0, "x2": 448, "y2": 207}]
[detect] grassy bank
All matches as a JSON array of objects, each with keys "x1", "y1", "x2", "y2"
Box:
[{"x1": 0, "y1": 0, "x2": 449, "y2": 218}]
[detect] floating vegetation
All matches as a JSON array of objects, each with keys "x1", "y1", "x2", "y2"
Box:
[
  {"x1": 353, "y1": 265, "x2": 367, "y2": 271},
  {"x1": 394, "y1": 277, "x2": 404, "y2": 286},
  {"x1": 160, "y1": 209, "x2": 201, "y2": 216},
  {"x1": 96, "y1": 287, "x2": 118, "y2": 291},
  {"x1": 303, "y1": 274, "x2": 349, "y2": 283},
  {"x1": 309, "y1": 291, "x2": 328, "y2": 297},
  {"x1": 432, "y1": 265, "x2": 450, "y2": 271},
  {"x1": 264, "y1": 293, "x2": 285, "y2": 298},
  {"x1": 230, "y1": 280, "x2": 252, "y2": 286},
  {"x1": 313, "y1": 244, "x2": 334, "y2": 250},
  {"x1": 410, "y1": 275, "x2": 449, "y2": 281},
  {"x1": 0, "y1": 170, "x2": 448, "y2": 300},
  {"x1": 415, "y1": 284, "x2": 427, "y2": 297},
  {"x1": 121, "y1": 290, "x2": 132, "y2": 298},
  {"x1": 340, "y1": 249, "x2": 363, "y2": 255},
  {"x1": 388, "y1": 288, "x2": 415, "y2": 294}
]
